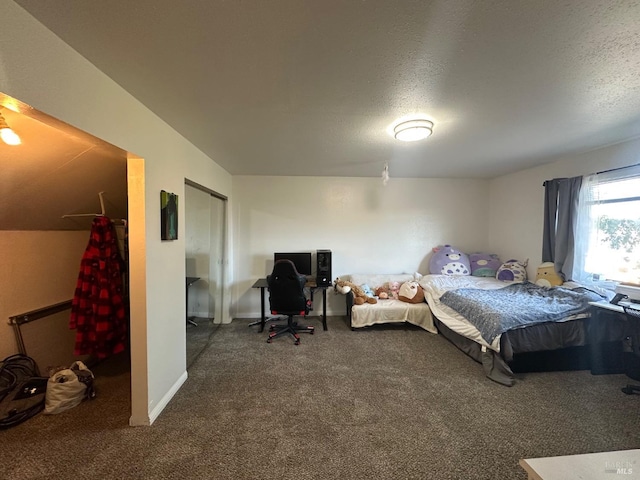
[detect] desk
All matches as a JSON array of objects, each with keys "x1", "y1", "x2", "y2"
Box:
[
  {"x1": 186, "y1": 277, "x2": 200, "y2": 326},
  {"x1": 251, "y1": 278, "x2": 328, "y2": 332},
  {"x1": 519, "y1": 449, "x2": 640, "y2": 479}
]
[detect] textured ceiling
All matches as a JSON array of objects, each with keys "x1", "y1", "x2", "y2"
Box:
[{"x1": 11, "y1": 0, "x2": 640, "y2": 181}]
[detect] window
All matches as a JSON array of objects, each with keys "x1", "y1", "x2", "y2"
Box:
[{"x1": 574, "y1": 165, "x2": 640, "y2": 286}]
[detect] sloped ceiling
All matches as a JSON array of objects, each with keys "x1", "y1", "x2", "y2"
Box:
[
  {"x1": 0, "y1": 99, "x2": 128, "y2": 231},
  {"x1": 13, "y1": 0, "x2": 640, "y2": 180}
]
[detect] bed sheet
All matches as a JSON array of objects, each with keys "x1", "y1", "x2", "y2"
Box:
[
  {"x1": 419, "y1": 274, "x2": 587, "y2": 354},
  {"x1": 420, "y1": 275, "x2": 505, "y2": 351}
]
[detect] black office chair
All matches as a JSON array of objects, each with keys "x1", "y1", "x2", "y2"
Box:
[
  {"x1": 621, "y1": 305, "x2": 640, "y2": 395},
  {"x1": 266, "y1": 259, "x2": 314, "y2": 345}
]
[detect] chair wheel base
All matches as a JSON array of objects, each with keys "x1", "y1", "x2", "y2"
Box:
[{"x1": 621, "y1": 384, "x2": 640, "y2": 395}]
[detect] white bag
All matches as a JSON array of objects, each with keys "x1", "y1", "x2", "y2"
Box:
[{"x1": 44, "y1": 361, "x2": 95, "y2": 415}]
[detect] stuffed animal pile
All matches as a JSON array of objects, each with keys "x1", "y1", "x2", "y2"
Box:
[
  {"x1": 429, "y1": 244, "x2": 531, "y2": 284},
  {"x1": 334, "y1": 278, "x2": 426, "y2": 304},
  {"x1": 333, "y1": 278, "x2": 377, "y2": 305},
  {"x1": 375, "y1": 281, "x2": 401, "y2": 300}
]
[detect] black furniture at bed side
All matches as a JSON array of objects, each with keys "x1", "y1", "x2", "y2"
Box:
[
  {"x1": 587, "y1": 302, "x2": 628, "y2": 376},
  {"x1": 265, "y1": 259, "x2": 315, "y2": 345},
  {"x1": 621, "y1": 304, "x2": 640, "y2": 395}
]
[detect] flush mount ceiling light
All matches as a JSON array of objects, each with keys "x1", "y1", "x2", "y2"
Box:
[
  {"x1": 0, "y1": 111, "x2": 21, "y2": 146},
  {"x1": 393, "y1": 119, "x2": 433, "y2": 142}
]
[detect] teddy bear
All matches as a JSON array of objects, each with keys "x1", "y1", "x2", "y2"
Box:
[
  {"x1": 334, "y1": 278, "x2": 377, "y2": 305},
  {"x1": 375, "y1": 281, "x2": 400, "y2": 300},
  {"x1": 374, "y1": 285, "x2": 389, "y2": 299}
]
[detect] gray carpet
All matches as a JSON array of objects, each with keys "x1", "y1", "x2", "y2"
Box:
[
  {"x1": 186, "y1": 317, "x2": 218, "y2": 368},
  {"x1": 2, "y1": 316, "x2": 639, "y2": 479}
]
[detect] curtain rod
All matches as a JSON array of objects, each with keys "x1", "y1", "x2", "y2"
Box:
[
  {"x1": 543, "y1": 162, "x2": 640, "y2": 186},
  {"x1": 595, "y1": 162, "x2": 640, "y2": 176}
]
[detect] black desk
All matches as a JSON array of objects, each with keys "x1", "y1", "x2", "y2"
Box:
[
  {"x1": 186, "y1": 277, "x2": 201, "y2": 326},
  {"x1": 251, "y1": 278, "x2": 329, "y2": 332}
]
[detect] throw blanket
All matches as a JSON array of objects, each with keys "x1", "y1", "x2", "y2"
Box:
[{"x1": 440, "y1": 282, "x2": 604, "y2": 344}]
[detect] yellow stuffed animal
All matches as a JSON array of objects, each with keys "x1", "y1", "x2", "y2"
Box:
[
  {"x1": 535, "y1": 262, "x2": 563, "y2": 287},
  {"x1": 334, "y1": 278, "x2": 377, "y2": 305}
]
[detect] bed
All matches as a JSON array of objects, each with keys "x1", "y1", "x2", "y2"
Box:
[{"x1": 419, "y1": 274, "x2": 620, "y2": 386}]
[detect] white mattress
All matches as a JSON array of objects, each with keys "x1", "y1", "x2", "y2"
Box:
[{"x1": 351, "y1": 299, "x2": 436, "y2": 333}]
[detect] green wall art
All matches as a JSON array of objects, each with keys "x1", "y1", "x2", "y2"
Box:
[{"x1": 160, "y1": 190, "x2": 178, "y2": 240}]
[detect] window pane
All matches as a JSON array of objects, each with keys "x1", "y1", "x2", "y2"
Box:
[
  {"x1": 587, "y1": 195, "x2": 640, "y2": 284},
  {"x1": 596, "y1": 177, "x2": 640, "y2": 202}
]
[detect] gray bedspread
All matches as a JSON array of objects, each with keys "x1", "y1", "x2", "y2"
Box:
[{"x1": 440, "y1": 282, "x2": 604, "y2": 344}]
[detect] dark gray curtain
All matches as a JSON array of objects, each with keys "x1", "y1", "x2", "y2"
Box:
[{"x1": 541, "y1": 176, "x2": 582, "y2": 281}]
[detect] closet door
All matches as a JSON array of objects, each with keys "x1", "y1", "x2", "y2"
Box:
[
  {"x1": 209, "y1": 195, "x2": 225, "y2": 323},
  {"x1": 184, "y1": 183, "x2": 226, "y2": 323}
]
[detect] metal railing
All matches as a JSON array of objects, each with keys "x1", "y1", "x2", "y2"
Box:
[{"x1": 8, "y1": 300, "x2": 72, "y2": 355}]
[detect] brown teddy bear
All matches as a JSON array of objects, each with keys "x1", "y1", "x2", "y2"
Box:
[{"x1": 334, "y1": 278, "x2": 377, "y2": 305}]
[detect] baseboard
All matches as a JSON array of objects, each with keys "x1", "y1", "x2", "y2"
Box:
[{"x1": 148, "y1": 370, "x2": 188, "y2": 425}]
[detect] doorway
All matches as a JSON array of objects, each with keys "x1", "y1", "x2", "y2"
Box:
[{"x1": 184, "y1": 180, "x2": 227, "y2": 367}]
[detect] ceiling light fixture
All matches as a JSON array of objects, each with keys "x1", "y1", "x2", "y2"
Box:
[
  {"x1": 393, "y1": 119, "x2": 433, "y2": 142},
  {"x1": 0, "y1": 112, "x2": 21, "y2": 146}
]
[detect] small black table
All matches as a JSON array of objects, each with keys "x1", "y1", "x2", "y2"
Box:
[
  {"x1": 186, "y1": 277, "x2": 201, "y2": 326},
  {"x1": 251, "y1": 278, "x2": 329, "y2": 332}
]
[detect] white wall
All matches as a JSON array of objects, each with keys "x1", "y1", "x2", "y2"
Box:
[
  {"x1": 489, "y1": 138, "x2": 640, "y2": 279},
  {"x1": 0, "y1": 231, "x2": 89, "y2": 359},
  {"x1": 233, "y1": 176, "x2": 490, "y2": 317},
  {"x1": 0, "y1": 2, "x2": 232, "y2": 425}
]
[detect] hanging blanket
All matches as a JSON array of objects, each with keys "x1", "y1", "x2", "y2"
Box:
[{"x1": 439, "y1": 282, "x2": 604, "y2": 344}]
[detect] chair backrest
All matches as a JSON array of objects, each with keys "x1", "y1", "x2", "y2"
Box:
[{"x1": 267, "y1": 259, "x2": 307, "y2": 315}]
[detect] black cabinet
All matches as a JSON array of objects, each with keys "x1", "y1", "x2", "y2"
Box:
[{"x1": 588, "y1": 307, "x2": 627, "y2": 375}]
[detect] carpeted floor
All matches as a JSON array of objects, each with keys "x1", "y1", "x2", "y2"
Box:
[
  {"x1": 2, "y1": 316, "x2": 639, "y2": 479},
  {"x1": 186, "y1": 317, "x2": 218, "y2": 368}
]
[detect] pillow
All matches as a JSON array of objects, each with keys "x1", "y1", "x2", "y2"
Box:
[
  {"x1": 398, "y1": 281, "x2": 425, "y2": 303},
  {"x1": 496, "y1": 259, "x2": 528, "y2": 283},
  {"x1": 429, "y1": 245, "x2": 470, "y2": 275},
  {"x1": 469, "y1": 253, "x2": 502, "y2": 277}
]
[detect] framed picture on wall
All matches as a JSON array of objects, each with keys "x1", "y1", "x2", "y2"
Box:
[{"x1": 161, "y1": 190, "x2": 178, "y2": 240}]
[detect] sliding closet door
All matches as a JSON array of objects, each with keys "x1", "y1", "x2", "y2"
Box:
[
  {"x1": 185, "y1": 184, "x2": 212, "y2": 320},
  {"x1": 209, "y1": 195, "x2": 225, "y2": 324},
  {"x1": 184, "y1": 181, "x2": 226, "y2": 323}
]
